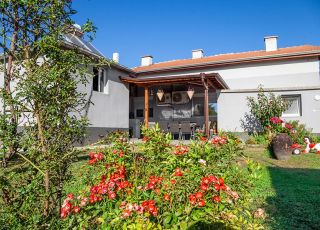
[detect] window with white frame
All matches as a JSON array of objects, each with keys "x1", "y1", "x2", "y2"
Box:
[
  {"x1": 282, "y1": 95, "x2": 301, "y2": 117},
  {"x1": 92, "y1": 68, "x2": 109, "y2": 93}
]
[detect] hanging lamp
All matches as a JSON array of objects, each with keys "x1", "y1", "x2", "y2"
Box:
[
  {"x1": 187, "y1": 86, "x2": 195, "y2": 100},
  {"x1": 157, "y1": 89, "x2": 164, "y2": 101}
]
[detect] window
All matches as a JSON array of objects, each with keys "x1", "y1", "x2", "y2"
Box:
[
  {"x1": 282, "y1": 95, "x2": 301, "y2": 117},
  {"x1": 193, "y1": 103, "x2": 217, "y2": 117},
  {"x1": 93, "y1": 68, "x2": 109, "y2": 93}
]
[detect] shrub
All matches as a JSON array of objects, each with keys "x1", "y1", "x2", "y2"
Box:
[
  {"x1": 247, "y1": 87, "x2": 290, "y2": 131},
  {"x1": 58, "y1": 128, "x2": 262, "y2": 229},
  {"x1": 97, "y1": 130, "x2": 130, "y2": 145}
]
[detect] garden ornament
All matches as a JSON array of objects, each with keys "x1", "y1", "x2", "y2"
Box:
[{"x1": 303, "y1": 137, "x2": 320, "y2": 154}]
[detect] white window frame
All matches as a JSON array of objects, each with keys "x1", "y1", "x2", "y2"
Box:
[
  {"x1": 93, "y1": 68, "x2": 109, "y2": 94},
  {"x1": 281, "y1": 94, "x2": 301, "y2": 117}
]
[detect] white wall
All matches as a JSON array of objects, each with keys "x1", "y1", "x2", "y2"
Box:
[
  {"x1": 136, "y1": 57, "x2": 320, "y2": 133},
  {"x1": 78, "y1": 66, "x2": 129, "y2": 129},
  {"x1": 218, "y1": 88, "x2": 320, "y2": 133}
]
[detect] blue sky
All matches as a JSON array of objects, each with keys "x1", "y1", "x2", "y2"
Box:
[{"x1": 72, "y1": 0, "x2": 320, "y2": 68}]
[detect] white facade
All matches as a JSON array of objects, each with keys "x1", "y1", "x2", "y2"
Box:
[{"x1": 131, "y1": 56, "x2": 320, "y2": 133}]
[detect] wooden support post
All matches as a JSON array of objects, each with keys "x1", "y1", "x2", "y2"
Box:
[
  {"x1": 144, "y1": 86, "x2": 149, "y2": 128},
  {"x1": 201, "y1": 73, "x2": 209, "y2": 137}
]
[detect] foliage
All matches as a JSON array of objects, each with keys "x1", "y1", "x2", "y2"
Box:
[
  {"x1": 57, "y1": 128, "x2": 262, "y2": 229},
  {"x1": 246, "y1": 134, "x2": 269, "y2": 145},
  {"x1": 141, "y1": 124, "x2": 172, "y2": 156},
  {"x1": 0, "y1": 0, "x2": 102, "y2": 227},
  {"x1": 97, "y1": 130, "x2": 129, "y2": 145},
  {"x1": 246, "y1": 87, "x2": 289, "y2": 131}
]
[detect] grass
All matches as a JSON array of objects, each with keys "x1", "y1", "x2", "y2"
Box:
[{"x1": 244, "y1": 146, "x2": 320, "y2": 230}]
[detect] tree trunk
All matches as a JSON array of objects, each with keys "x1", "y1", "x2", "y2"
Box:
[
  {"x1": 4, "y1": 12, "x2": 19, "y2": 162},
  {"x1": 35, "y1": 109, "x2": 50, "y2": 216}
]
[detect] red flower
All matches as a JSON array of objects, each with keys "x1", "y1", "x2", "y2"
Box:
[
  {"x1": 213, "y1": 196, "x2": 221, "y2": 203},
  {"x1": 73, "y1": 206, "x2": 81, "y2": 213},
  {"x1": 214, "y1": 184, "x2": 221, "y2": 191},
  {"x1": 200, "y1": 136, "x2": 207, "y2": 142},
  {"x1": 108, "y1": 191, "x2": 116, "y2": 200},
  {"x1": 122, "y1": 210, "x2": 131, "y2": 218},
  {"x1": 189, "y1": 194, "x2": 197, "y2": 205},
  {"x1": 198, "y1": 200, "x2": 206, "y2": 207},
  {"x1": 270, "y1": 117, "x2": 283, "y2": 124},
  {"x1": 174, "y1": 168, "x2": 183, "y2": 177},
  {"x1": 164, "y1": 194, "x2": 170, "y2": 201},
  {"x1": 208, "y1": 175, "x2": 217, "y2": 183},
  {"x1": 195, "y1": 192, "x2": 204, "y2": 199},
  {"x1": 173, "y1": 145, "x2": 189, "y2": 155},
  {"x1": 201, "y1": 177, "x2": 210, "y2": 184},
  {"x1": 211, "y1": 136, "x2": 227, "y2": 145},
  {"x1": 170, "y1": 180, "x2": 177, "y2": 185},
  {"x1": 200, "y1": 183, "x2": 208, "y2": 191},
  {"x1": 218, "y1": 177, "x2": 224, "y2": 185},
  {"x1": 285, "y1": 123, "x2": 293, "y2": 130}
]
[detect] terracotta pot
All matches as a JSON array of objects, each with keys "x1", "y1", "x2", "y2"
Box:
[{"x1": 271, "y1": 133, "x2": 293, "y2": 160}]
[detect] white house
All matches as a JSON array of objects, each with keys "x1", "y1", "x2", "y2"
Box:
[
  {"x1": 1, "y1": 32, "x2": 320, "y2": 141},
  {"x1": 124, "y1": 36, "x2": 320, "y2": 138}
]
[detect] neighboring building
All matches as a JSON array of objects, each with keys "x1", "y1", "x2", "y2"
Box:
[{"x1": 124, "y1": 36, "x2": 320, "y2": 138}]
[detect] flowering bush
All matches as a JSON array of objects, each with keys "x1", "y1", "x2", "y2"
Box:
[
  {"x1": 60, "y1": 127, "x2": 262, "y2": 229},
  {"x1": 246, "y1": 87, "x2": 290, "y2": 130}
]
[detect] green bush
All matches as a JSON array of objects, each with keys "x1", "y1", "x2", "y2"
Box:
[
  {"x1": 56, "y1": 128, "x2": 262, "y2": 229},
  {"x1": 247, "y1": 87, "x2": 289, "y2": 130}
]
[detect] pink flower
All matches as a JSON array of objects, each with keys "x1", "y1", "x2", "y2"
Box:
[{"x1": 270, "y1": 117, "x2": 283, "y2": 124}]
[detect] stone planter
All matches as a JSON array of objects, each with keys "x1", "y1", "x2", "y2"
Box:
[{"x1": 271, "y1": 133, "x2": 292, "y2": 160}]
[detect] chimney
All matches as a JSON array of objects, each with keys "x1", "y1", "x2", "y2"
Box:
[
  {"x1": 192, "y1": 49, "x2": 204, "y2": 59},
  {"x1": 264, "y1": 36, "x2": 278, "y2": 52},
  {"x1": 72, "y1": 24, "x2": 83, "y2": 38},
  {"x1": 141, "y1": 55, "x2": 153, "y2": 66},
  {"x1": 112, "y1": 52, "x2": 119, "y2": 63}
]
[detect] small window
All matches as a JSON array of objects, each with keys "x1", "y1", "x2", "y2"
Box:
[
  {"x1": 282, "y1": 95, "x2": 301, "y2": 117},
  {"x1": 92, "y1": 68, "x2": 108, "y2": 93}
]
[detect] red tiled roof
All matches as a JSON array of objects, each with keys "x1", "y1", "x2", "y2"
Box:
[{"x1": 133, "y1": 45, "x2": 320, "y2": 73}]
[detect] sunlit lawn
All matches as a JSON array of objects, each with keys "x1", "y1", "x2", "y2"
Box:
[{"x1": 245, "y1": 147, "x2": 320, "y2": 230}]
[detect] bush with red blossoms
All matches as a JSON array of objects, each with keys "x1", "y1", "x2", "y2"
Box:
[{"x1": 60, "y1": 126, "x2": 262, "y2": 229}]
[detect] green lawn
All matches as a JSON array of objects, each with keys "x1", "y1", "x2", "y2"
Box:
[{"x1": 244, "y1": 147, "x2": 320, "y2": 230}]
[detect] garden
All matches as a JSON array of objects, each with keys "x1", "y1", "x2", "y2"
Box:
[{"x1": 1, "y1": 1, "x2": 320, "y2": 229}]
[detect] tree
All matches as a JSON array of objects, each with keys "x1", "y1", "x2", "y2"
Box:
[{"x1": 0, "y1": 0, "x2": 104, "y2": 225}]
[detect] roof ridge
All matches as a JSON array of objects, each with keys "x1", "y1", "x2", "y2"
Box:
[{"x1": 132, "y1": 44, "x2": 320, "y2": 70}]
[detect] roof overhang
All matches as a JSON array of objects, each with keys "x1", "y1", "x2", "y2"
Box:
[
  {"x1": 120, "y1": 73, "x2": 229, "y2": 89},
  {"x1": 134, "y1": 50, "x2": 320, "y2": 75}
]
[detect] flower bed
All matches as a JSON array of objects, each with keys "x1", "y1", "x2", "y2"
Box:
[{"x1": 61, "y1": 126, "x2": 262, "y2": 229}]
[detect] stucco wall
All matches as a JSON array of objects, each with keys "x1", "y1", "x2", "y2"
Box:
[
  {"x1": 218, "y1": 88, "x2": 320, "y2": 133},
  {"x1": 77, "y1": 66, "x2": 129, "y2": 129},
  {"x1": 0, "y1": 64, "x2": 130, "y2": 143}
]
